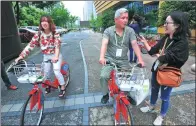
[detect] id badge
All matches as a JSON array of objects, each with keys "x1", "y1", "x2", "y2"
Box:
[
  {"x1": 116, "y1": 49, "x2": 122, "y2": 57},
  {"x1": 153, "y1": 60, "x2": 160, "y2": 71}
]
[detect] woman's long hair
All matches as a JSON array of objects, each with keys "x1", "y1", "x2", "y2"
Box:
[
  {"x1": 169, "y1": 11, "x2": 191, "y2": 38},
  {"x1": 39, "y1": 15, "x2": 56, "y2": 34}
]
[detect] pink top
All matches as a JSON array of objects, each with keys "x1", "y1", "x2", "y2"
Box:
[{"x1": 20, "y1": 31, "x2": 61, "y2": 58}]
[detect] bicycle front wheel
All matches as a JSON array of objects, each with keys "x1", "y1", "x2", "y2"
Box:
[
  {"x1": 114, "y1": 104, "x2": 134, "y2": 126},
  {"x1": 20, "y1": 93, "x2": 44, "y2": 126}
]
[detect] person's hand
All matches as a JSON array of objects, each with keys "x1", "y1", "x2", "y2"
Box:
[
  {"x1": 99, "y1": 57, "x2": 106, "y2": 65},
  {"x1": 138, "y1": 60, "x2": 145, "y2": 67},
  {"x1": 15, "y1": 56, "x2": 23, "y2": 63},
  {"x1": 138, "y1": 35, "x2": 148, "y2": 43},
  {"x1": 51, "y1": 57, "x2": 58, "y2": 63}
]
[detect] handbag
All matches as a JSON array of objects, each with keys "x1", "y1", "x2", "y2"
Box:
[
  {"x1": 157, "y1": 66, "x2": 182, "y2": 87},
  {"x1": 156, "y1": 38, "x2": 182, "y2": 87}
]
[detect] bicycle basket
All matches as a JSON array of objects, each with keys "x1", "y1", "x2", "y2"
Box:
[
  {"x1": 13, "y1": 61, "x2": 44, "y2": 83},
  {"x1": 116, "y1": 67, "x2": 150, "y2": 106}
]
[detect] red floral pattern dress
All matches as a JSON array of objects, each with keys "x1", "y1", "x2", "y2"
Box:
[{"x1": 19, "y1": 32, "x2": 61, "y2": 58}]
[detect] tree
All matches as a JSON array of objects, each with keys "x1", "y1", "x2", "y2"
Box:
[
  {"x1": 143, "y1": 10, "x2": 158, "y2": 27},
  {"x1": 89, "y1": 14, "x2": 102, "y2": 31},
  {"x1": 69, "y1": 15, "x2": 78, "y2": 28},
  {"x1": 19, "y1": 6, "x2": 46, "y2": 26},
  {"x1": 101, "y1": 8, "x2": 115, "y2": 29},
  {"x1": 31, "y1": 1, "x2": 58, "y2": 10},
  {"x1": 158, "y1": 1, "x2": 196, "y2": 28},
  {"x1": 50, "y1": 4, "x2": 70, "y2": 27},
  {"x1": 90, "y1": 13, "x2": 96, "y2": 28},
  {"x1": 12, "y1": 1, "x2": 59, "y2": 25}
]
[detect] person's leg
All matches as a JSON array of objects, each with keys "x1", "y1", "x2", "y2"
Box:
[
  {"x1": 52, "y1": 54, "x2": 66, "y2": 97},
  {"x1": 1, "y1": 61, "x2": 11, "y2": 87},
  {"x1": 43, "y1": 56, "x2": 52, "y2": 93},
  {"x1": 140, "y1": 71, "x2": 160, "y2": 112},
  {"x1": 1, "y1": 61, "x2": 18, "y2": 90},
  {"x1": 153, "y1": 86, "x2": 172, "y2": 125},
  {"x1": 160, "y1": 86, "x2": 173, "y2": 116},
  {"x1": 100, "y1": 65, "x2": 113, "y2": 104},
  {"x1": 150, "y1": 72, "x2": 160, "y2": 105}
]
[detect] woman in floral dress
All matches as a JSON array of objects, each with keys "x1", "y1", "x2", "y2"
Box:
[{"x1": 15, "y1": 15, "x2": 66, "y2": 98}]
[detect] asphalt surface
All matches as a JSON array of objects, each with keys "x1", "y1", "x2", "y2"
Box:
[{"x1": 1, "y1": 30, "x2": 195, "y2": 125}]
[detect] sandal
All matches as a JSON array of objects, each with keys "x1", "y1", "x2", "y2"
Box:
[
  {"x1": 45, "y1": 87, "x2": 51, "y2": 94},
  {"x1": 59, "y1": 89, "x2": 66, "y2": 98}
]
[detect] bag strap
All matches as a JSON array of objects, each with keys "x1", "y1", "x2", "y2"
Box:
[{"x1": 160, "y1": 37, "x2": 174, "y2": 56}]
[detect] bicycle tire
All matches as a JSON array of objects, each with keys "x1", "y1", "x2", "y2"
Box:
[
  {"x1": 20, "y1": 93, "x2": 44, "y2": 126},
  {"x1": 115, "y1": 104, "x2": 134, "y2": 126}
]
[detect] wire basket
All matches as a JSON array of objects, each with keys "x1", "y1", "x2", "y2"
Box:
[
  {"x1": 13, "y1": 60, "x2": 44, "y2": 83},
  {"x1": 116, "y1": 66, "x2": 150, "y2": 92}
]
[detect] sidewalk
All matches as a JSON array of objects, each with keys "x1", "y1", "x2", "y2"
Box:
[{"x1": 1, "y1": 32, "x2": 195, "y2": 125}]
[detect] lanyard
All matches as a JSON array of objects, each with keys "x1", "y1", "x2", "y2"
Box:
[
  {"x1": 160, "y1": 37, "x2": 173, "y2": 55},
  {"x1": 115, "y1": 29, "x2": 126, "y2": 46}
]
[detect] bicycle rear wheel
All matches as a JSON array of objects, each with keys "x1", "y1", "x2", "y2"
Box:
[
  {"x1": 114, "y1": 104, "x2": 134, "y2": 126},
  {"x1": 20, "y1": 93, "x2": 44, "y2": 126}
]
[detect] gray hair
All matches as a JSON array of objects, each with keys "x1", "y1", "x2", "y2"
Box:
[{"x1": 115, "y1": 8, "x2": 128, "y2": 18}]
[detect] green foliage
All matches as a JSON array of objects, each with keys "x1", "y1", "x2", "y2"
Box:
[
  {"x1": 13, "y1": 1, "x2": 77, "y2": 28},
  {"x1": 90, "y1": 13, "x2": 96, "y2": 28},
  {"x1": 89, "y1": 14, "x2": 103, "y2": 31},
  {"x1": 143, "y1": 10, "x2": 158, "y2": 27},
  {"x1": 69, "y1": 15, "x2": 78, "y2": 28},
  {"x1": 19, "y1": 6, "x2": 46, "y2": 26},
  {"x1": 158, "y1": 1, "x2": 196, "y2": 28},
  {"x1": 101, "y1": 8, "x2": 115, "y2": 29},
  {"x1": 31, "y1": 1, "x2": 59, "y2": 9},
  {"x1": 50, "y1": 4, "x2": 70, "y2": 27}
]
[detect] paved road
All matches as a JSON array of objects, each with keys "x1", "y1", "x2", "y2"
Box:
[{"x1": 1, "y1": 30, "x2": 195, "y2": 125}]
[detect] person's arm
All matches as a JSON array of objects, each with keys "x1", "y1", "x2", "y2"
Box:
[
  {"x1": 99, "y1": 38, "x2": 109, "y2": 65},
  {"x1": 131, "y1": 40, "x2": 144, "y2": 66},
  {"x1": 99, "y1": 28, "x2": 109, "y2": 65},
  {"x1": 139, "y1": 35, "x2": 165, "y2": 56},
  {"x1": 129, "y1": 28, "x2": 144, "y2": 66},
  {"x1": 52, "y1": 33, "x2": 61, "y2": 63},
  {"x1": 15, "y1": 34, "x2": 39, "y2": 62}
]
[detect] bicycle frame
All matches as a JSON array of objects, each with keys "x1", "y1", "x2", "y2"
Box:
[
  {"x1": 108, "y1": 69, "x2": 131, "y2": 124},
  {"x1": 28, "y1": 83, "x2": 44, "y2": 112},
  {"x1": 106, "y1": 61, "x2": 136, "y2": 124}
]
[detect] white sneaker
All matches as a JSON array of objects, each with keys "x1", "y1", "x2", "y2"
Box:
[
  {"x1": 153, "y1": 115, "x2": 164, "y2": 126},
  {"x1": 140, "y1": 105, "x2": 155, "y2": 113}
]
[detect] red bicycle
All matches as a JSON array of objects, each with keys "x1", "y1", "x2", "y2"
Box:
[
  {"x1": 7, "y1": 59, "x2": 70, "y2": 126},
  {"x1": 106, "y1": 61, "x2": 150, "y2": 125}
]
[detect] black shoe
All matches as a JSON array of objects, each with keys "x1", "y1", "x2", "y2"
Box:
[
  {"x1": 101, "y1": 93, "x2": 109, "y2": 104},
  {"x1": 127, "y1": 96, "x2": 136, "y2": 105},
  {"x1": 59, "y1": 89, "x2": 66, "y2": 98}
]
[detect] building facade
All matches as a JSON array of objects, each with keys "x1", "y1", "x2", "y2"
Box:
[
  {"x1": 83, "y1": 1, "x2": 97, "y2": 21},
  {"x1": 94, "y1": 1, "x2": 160, "y2": 15}
]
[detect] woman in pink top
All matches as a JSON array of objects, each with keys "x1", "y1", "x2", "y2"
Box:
[{"x1": 15, "y1": 15, "x2": 66, "y2": 98}]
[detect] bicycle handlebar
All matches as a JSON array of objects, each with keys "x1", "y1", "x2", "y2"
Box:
[{"x1": 106, "y1": 61, "x2": 142, "y2": 69}]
